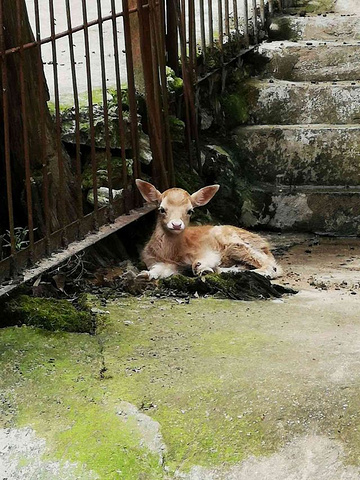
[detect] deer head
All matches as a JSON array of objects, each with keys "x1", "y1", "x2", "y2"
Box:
[{"x1": 136, "y1": 179, "x2": 220, "y2": 234}]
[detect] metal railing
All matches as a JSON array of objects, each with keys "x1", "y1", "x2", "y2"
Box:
[{"x1": 0, "y1": 0, "x2": 276, "y2": 288}]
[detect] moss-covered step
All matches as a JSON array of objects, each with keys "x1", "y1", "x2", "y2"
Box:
[
  {"x1": 232, "y1": 124, "x2": 360, "y2": 186},
  {"x1": 269, "y1": 14, "x2": 360, "y2": 42},
  {"x1": 250, "y1": 41, "x2": 360, "y2": 82},
  {"x1": 237, "y1": 79, "x2": 360, "y2": 125},
  {"x1": 280, "y1": 0, "x2": 335, "y2": 14},
  {"x1": 242, "y1": 185, "x2": 360, "y2": 234}
]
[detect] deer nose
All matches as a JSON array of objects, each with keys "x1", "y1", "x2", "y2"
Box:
[{"x1": 171, "y1": 221, "x2": 183, "y2": 230}]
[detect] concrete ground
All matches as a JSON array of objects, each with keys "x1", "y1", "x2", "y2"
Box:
[{"x1": 1, "y1": 235, "x2": 360, "y2": 479}]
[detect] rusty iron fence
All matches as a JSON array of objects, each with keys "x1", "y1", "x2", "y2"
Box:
[{"x1": 0, "y1": 0, "x2": 277, "y2": 290}]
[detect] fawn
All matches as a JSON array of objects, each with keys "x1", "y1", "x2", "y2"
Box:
[{"x1": 136, "y1": 179, "x2": 282, "y2": 280}]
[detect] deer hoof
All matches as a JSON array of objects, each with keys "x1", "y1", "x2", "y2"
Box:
[
  {"x1": 137, "y1": 270, "x2": 151, "y2": 281},
  {"x1": 193, "y1": 262, "x2": 214, "y2": 277}
]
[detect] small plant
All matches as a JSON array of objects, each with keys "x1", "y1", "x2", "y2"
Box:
[{"x1": 2, "y1": 227, "x2": 31, "y2": 252}]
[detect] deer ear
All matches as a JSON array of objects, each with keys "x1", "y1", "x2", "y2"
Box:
[
  {"x1": 135, "y1": 179, "x2": 162, "y2": 203},
  {"x1": 191, "y1": 185, "x2": 220, "y2": 207}
]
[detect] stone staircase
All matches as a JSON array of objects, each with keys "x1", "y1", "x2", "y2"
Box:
[{"x1": 234, "y1": 0, "x2": 360, "y2": 234}]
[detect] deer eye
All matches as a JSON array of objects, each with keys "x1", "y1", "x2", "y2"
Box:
[
  {"x1": 187, "y1": 209, "x2": 194, "y2": 216},
  {"x1": 158, "y1": 206, "x2": 166, "y2": 214}
]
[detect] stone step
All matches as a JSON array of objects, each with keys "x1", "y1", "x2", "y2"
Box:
[
  {"x1": 243, "y1": 185, "x2": 360, "y2": 235},
  {"x1": 269, "y1": 14, "x2": 360, "y2": 41},
  {"x1": 250, "y1": 41, "x2": 360, "y2": 81},
  {"x1": 241, "y1": 79, "x2": 360, "y2": 125},
  {"x1": 232, "y1": 124, "x2": 360, "y2": 186}
]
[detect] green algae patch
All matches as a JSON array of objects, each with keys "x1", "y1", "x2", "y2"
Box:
[
  {"x1": 4, "y1": 295, "x2": 93, "y2": 333},
  {"x1": 220, "y1": 93, "x2": 249, "y2": 128},
  {"x1": 3, "y1": 293, "x2": 360, "y2": 477},
  {"x1": 0, "y1": 325, "x2": 164, "y2": 479},
  {"x1": 97, "y1": 297, "x2": 291, "y2": 473}
]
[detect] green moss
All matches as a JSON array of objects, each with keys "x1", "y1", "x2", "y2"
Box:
[
  {"x1": 303, "y1": 0, "x2": 335, "y2": 13},
  {"x1": 220, "y1": 93, "x2": 249, "y2": 128},
  {"x1": 0, "y1": 326, "x2": 163, "y2": 479},
  {"x1": 3, "y1": 295, "x2": 360, "y2": 476},
  {"x1": 168, "y1": 115, "x2": 185, "y2": 143},
  {"x1": 5, "y1": 295, "x2": 93, "y2": 333},
  {"x1": 158, "y1": 272, "x2": 293, "y2": 300}
]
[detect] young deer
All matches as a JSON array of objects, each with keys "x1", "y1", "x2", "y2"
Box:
[{"x1": 136, "y1": 179, "x2": 282, "y2": 280}]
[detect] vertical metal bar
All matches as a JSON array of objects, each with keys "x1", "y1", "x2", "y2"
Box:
[
  {"x1": 152, "y1": 0, "x2": 175, "y2": 186},
  {"x1": 110, "y1": 0, "x2": 130, "y2": 213},
  {"x1": 34, "y1": 0, "x2": 51, "y2": 253},
  {"x1": 166, "y1": 0, "x2": 179, "y2": 75},
  {"x1": 259, "y1": 0, "x2": 265, "y2": 25},
  {"x1": 243, "y1": 0, "x2": 249, "y2": 45},
  {"x1": 199, "y1": 0, "x2": 206, "y2": 61},
  {"x1": 208, "y1": 0, "x2": 213, "y2": 47},
  {"x1": 122, "y1": 0, "x2": 141, "y2": 203},
  {"x1": 65, "y1": 0, "x2": 83, "y2": 227},
  {"x1": 188, "y1": 0, "x2": 196, "y2": 81},
  {"x1": 96, "y1": 0, "x2": 114, "y2": 221},
  {"x1": 0, "y1": 0, "x2": 16, "y2": 257},
  {"x1": 218, "y1": 0, "x2": 223, "y2": 51},
  {"x1": 174, "y1": 0, "x2": 193, "y2": 170},
  {"x1": 17, "y1": 0, "x2": 35, "y2": 260},
  {"x1": 233, "y1": 0, "x2": 239, "y2": 33},
  {"x1": 225, "y1": 0, "x2": 230, "y2": 37},
  {"x1": 49, "y1": 0, "x2": 67, "y2": 242},
  {"x1": 268, "y1": 0, "x2": 273, "y2": 15},
  {"x1": 137, "y1": 0, "x2": 169, "y2": 190},
  {"x1": 81, "y1": 0, "x2": 98, "y2": 228},
  {"x1": 252, "y1": 0, "x2": 258, "y2": 43}
]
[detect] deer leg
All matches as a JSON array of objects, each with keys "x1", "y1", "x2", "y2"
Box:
[
  {"x1": 138, "y1": 262, "x2": 178, "y2": 280},
  {"x1": 192, "y1": 251, "x2": 222, "y2": 276},
  {"x1": 219, "y1": 243, "x2": 281, "y2": 279}
]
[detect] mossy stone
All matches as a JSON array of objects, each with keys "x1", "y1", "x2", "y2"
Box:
[
  {"x1": 220, "y1": 93, "x2": 249, "y2": 128},
  {"x1": 158, "y1": 272, "x2": 295, "y2": 300},
  {"x1": 5, "y1": 295, "x2": 93, "y2": 333}
]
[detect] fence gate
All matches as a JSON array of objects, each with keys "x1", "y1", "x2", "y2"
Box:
[
  {"x1": 0, "y1": 0, "x2": 174, "y2": 291},
  {"x1": 0, "y1": 0, "x2": 276, "y2": 293}
]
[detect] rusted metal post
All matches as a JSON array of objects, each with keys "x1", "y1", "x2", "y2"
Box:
[
  {"x1": 123, "y1": 0, "x2": 142, "y2": 201},
  {"x1": 251, "y1": 0, "x2": 258, "y2": 43},
  {"x1": 97, "y1": 0, "x2": 114, "y2": 221},
  {"x1": 166, "y1": 0, "x2": 179, "y2": 74},
  {"x1": 127, "y1": 0, "x2": 146, "y2": 94},
  {"x1": 110, "y1": 0, "x2": 131, "y2": 213},
  {"x1": 199, "y1": 0, "x2": 206, "y2": 61},
  {"x1": 17, "y1": 0, "x2": 35, "y2": 261},
  {"x1": 0, "y1": 0, "x2": 16, "y2": 258},
  {"x1": 65, "y1": 0, "x2": 83, "y2": 227},
  {"x1": 208, "y1": 0, "x2": 214, "y2": 49},
  {"x1": 260, "y1": 0, "x2": 265, "y2": 25},
  {"x1": 81, "y1": 0, "x2": 98, "y2": 230},
  {"x1": 35, "y1": 0, "x2": 51, "y2": 252},
  {"x1": 233, "y1": 0, "x2": 239, "y2": 33},
  {"x1": 268, "y1": 0, "x2": 274, "y2": 15},
  {"x1": 243, "y1": 0, "x2": 249, "y2": 46},
  {"x1": 225, "y1": 0, "x2": 230, "y2": 37}
]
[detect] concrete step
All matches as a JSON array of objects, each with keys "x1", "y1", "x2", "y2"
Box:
[
  {"x1": 243, "y1": 185, "x2": 360, "y2": 234},
  {"x1": 241, "y1": 79, "x2": 360, "y2": 125},
  {"x1": 250, "y1": 41, "x2": 360, "y2": 81},
  {"x1": 232, "y1": 124, "x2": 360, "y2": 186},
  {"x1": 269, "y1": 14, "x2": 360, "y2": 41}
]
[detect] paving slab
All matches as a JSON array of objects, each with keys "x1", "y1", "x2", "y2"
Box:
[{"x1": 1, "y1": 237, "x2": 360, "y2": 479}]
